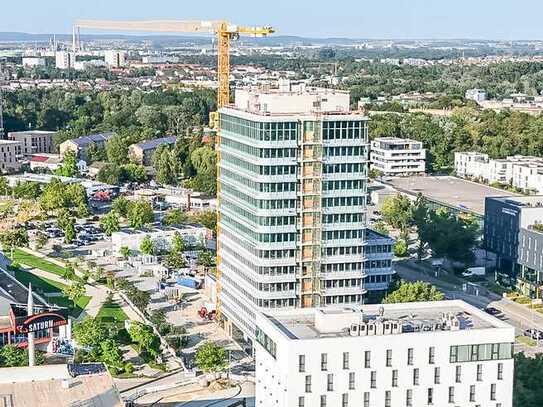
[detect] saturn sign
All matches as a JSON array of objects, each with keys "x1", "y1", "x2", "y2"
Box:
[{"x1": 16, "y1": 312, "x2": 68, "y2": 334}]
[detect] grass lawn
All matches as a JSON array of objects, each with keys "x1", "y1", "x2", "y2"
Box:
[
  {"x1": 97, "y1": 301, "x2": 128, "y2": 324},
  {"x1": 13, "y1": 248, "x2": 72, "y2": 278},
  {"x1": 13, "y1": 269, "x2": 89, "y2": 318},
  {"x1": 516, "y1": 335, "x2": 537, "y2": 347}
]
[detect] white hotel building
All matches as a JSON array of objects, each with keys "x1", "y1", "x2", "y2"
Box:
[
  {"x1": 255, "y1": 300, "x2": 514, "y2": 407},
  {"x1": 217, "y1": 83, "x2": 370, "y2": 343},
  {"x1": 370, "y1": 137, "x2": 426, "y2": 177}
]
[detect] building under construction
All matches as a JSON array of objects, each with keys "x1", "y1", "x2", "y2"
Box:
[{"x1": 217, "y1": 80, "x2": 370, "y2": 344}]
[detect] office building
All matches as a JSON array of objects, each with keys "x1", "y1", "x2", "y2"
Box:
[
  {"x1": 370, "y1": 137, "x2": 425, "y2": 177},
  {"x1": 255, "y1": 300, "x2": 514, "y2": 407},
  {"x1": 0, "y1": 140, "x2": 23, "y2": 173},
  {"x1": 128, "y1": 136, "x2": 177, "y2": 165},
  {"x1": 55, "y1": 51, "x2": 75, "y2": 69},
  {"x1": 218, "y1": 83, "x2": 368, "y2": 344},
  {"x1": 22, "y1": 57, "x2": 46, "y2": 68},
  {"x1": 364, "y1": 229, "x2": 395, "y2": 294},
  {"x1": 485, "y1": 196, "x2": 543, "y2": 298},
  {"x1": 8, "y1": 130, "x2": 56, "y2": 155},
  {"x1": 59, "y1": 132, "x2": 114, "y2": 160},
  {"x1": 104, "y1": 50, "x2": 127, "y2": 68}
]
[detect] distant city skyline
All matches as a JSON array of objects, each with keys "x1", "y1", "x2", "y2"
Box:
[{"x1": 3, "y1": 0, "x2": 543, "y2": 40}]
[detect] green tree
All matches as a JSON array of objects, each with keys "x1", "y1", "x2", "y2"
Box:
[
  {"x1": 198, "y1": 250, "x2": 214, "y2": 267},
  {"x1": 13, "y1": 181, "x2": 41, "y2": 199},
  {"x1": 0, "y1": 177, "x2": 11, "y2": 196},
  {"x1": 86, "y1": 142, "x2": 107, "y2": 164},
  {"x1": 194, "y1": 341, "x2": 227, "y2": 374},
  {"x1": 383, "y1": 281, "x2": 445, "y2": 304},
  {"x1": 514, "y1": 353, "x2": 543, "y2": 407},
  {"x1": 189, "y1": 210, "x2": 217, "y2": 237},
  {"x1": 122, "y1": 163, "x2": 147, "y2": 183},
  {"x1": 99, "y1": 339, "x2": 125, "y2": 374},
  {"x1": 129, "y1": 322, "x2": 160, "y2": 358},
  {"x1": 73, "y1": 317, "x2": 108, "y2": 348},
  {"x1": 139, "y1": 235, "x2": 154, "y2": 255},
  {"x1": 411, "y1": 193, "x2": 430, "y2": 260},
  {"x1": 35, "y1": 230, "x2": 49, "y2": 249},
  {"x1": 64, "y1": 219, "x2": 76, "y2": 244},
  {"x1": 63, "y1": 282, "x2": 85, "y2": 302},
  {"x1": 55, "y1": 150, "x2": 78, "y2": 177},
  {"x1": 372, "y1": 221, "x2": 389, "y2": 235},
  {"x1": 0, "y1": 228, "x2": 29, "y2": 256},
  {"x1": 165, "y1": 251, "x2": 187, "y2": 270},
  {"x1": 106, "y1": 133, "x2": 130, "y2": 166},
  {"x1": 120, "y1": 246, "x2": 131, "y2": 259},
  {"x1": 62, "y1": 266, "x2": 77, "y2": 281},
  {"x1": 171, "y1": 231, "x2": 186, "y2": 253},
  {"x1": 393, "y1": 239, "x2": 409, "y2": 257},
  {"x1": 112, "y1": 196, "x2": 130, "y2": 217},
  {"x1": 152, "y1": 145, "x2": 178, "y2": 186},
  {"x1": 381, "y1": 194, "x2": 413, "y2": 241},
  {"x1": 100, "y1": 211, "x2": 120, "y2": 236},
  {"x1": 127, "y1": 200, "x2": 154, "y2": 228},
  {"x1": 162, "y1": 208, "x2": 189, "y2": 226}
]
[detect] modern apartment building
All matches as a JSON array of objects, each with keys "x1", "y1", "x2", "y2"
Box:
[
  {"x1": 255, "y1": 301, "x2": 514, "y2": 407},
  {"x1": 485, "y1": 196, "x2": 543, "y2": 298},
  {"x1": 128, "y1": 136, "x2": 177, "y2": 165},
  {"x1": 8, "y1": 130, "x2": 56, "y2": 155},
  {"x1": 55, "y1": 51, "x2": 75, "y2": 69},
  {"x1": 104, "y1": 50, "x2": 127, "y2": 68},
  {"x1": 370, "y1": 137, "x2": 425, "y2": 177},
  {"x1": 59, "y1": 132, "x2": 114, "y2": 160},
  {"x1": 218, "y1": 84, "x2": 369, "y2": 343},
  {"x1": 0, "y1": 140, "x2": 23, "y2": 173}
]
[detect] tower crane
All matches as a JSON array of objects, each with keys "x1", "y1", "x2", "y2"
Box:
[{"x1": 73, "y1": 20, "x2": 274, "y2": 110}]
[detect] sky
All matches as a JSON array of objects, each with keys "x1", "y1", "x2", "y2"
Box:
[{"x1": 2, "y1": 0, "x2": 543, "y2": 40}]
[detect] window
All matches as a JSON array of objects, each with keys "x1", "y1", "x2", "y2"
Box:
[
  {"x1": 363, "y1": 392, "x2": 370, "y2": 407},
  {"x1": 407, "y1": 348, "x2": 414, "y2": 365},
  {"x1": 498, "y1": 363, "x2": 503, "y2": 380},
  {"x1": 470, "y1": 385, "x2": 476, "y2": 402},
  {"x1": 299, "y1": 355, "x2": 306, "y2": 373},
  {"x1": 385, "y1": 390, "x2": 391, "y2": 407},
  {"x1": 434, "y1": 367, "x2": 440, "y2": 384},
  {"x1": 343, "y1": 352, "x2": 349, "y2": 369},
  {"x1": 477, "y1": 364, "x2": 483, "y2": 381},
  {"x1": 349, "y1": 372, "x2": 355, "y2": 390},
  {"x1": 386, "y1": 349, "x2": 392, "y2": 367},
  {"x1": 491, "y1": 383, "x2": 496, "y2": 401},
  {"x1": 450, "y1": 343, "x2": 513, "y2": 363},
  {"x1": 320, "y1": 395, "x2": 326, "y2": 407},
  {"x1": 413, "y1": 368, "x2": 419, "y2": 385},
  {"x1": 321, "y1": 353, "x2": 328, "y2": 371},
  {"x1": 342, "y1": 393, "x2": 348, "y2": 407},
  {"x1": 298, "y1": 396, "x2": 305, "y2": 407},
  {"x1": 305, "y1": 375, "x2": 311, "y2": 393},
  {"x1": 370, "y1": 371, "x2": 377, "y2": 388},
  {"x1": 429, "y1": 347, "x2": 435, "y2": 364},
  {"x1": 365, "y1": 351, "x2": 371, "y2": 368},
  {"x1": 448, "y1": 387, "x2": 455, "y2": 403},
  {"x1": 427, "y1": 388, "x2": 434, "y2": 405},
  {"x1": 406, "y1": 389, "x2": 413, "y2": 407},
  {"x1": 392, "y1": 370, "x2": 398, "y2": 387},
  {"x1": 455, "y1": 365, "x2": 462, "y2": 383},
  {"x1": 327, "y1": 373, "x2": 333, "y2": 391}
]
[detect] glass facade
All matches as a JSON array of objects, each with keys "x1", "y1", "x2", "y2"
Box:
[{"x1": 219, "y1": 111, "x2": 368, "y2": 338}]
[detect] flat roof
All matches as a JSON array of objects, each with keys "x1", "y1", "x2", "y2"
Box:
[
  {"x1": 382, "y1": 175, "x2": 519, "y2": 216},
  {"x1": 264, "y1": 300, "x2": 511, "y2": 341}
]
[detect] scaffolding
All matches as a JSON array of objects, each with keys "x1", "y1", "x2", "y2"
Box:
[{"x1": 298, "y1": 102, "x2": 324, "y2": 308}]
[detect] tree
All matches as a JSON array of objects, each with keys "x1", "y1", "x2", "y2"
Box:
[
  {"x1": 63, "y1": 282, "x2": 85, "y2": 302},
  {"x1": 0, "y1": 345, "x2": 44, "y2": 367},
  {"x1": 198, "y1": 250, "x2": 214, "y2": 267},
  {"x1": 381, "y1": 194, "x2": 413, "y2": 241},
  {"x1": 55, "y1": 151, "x2": 78, "y2": 177},
  {"x1": 0, "y1": 177, "x2": 11, "y2": 196},
  {"x1": 120, "y1": 246, "x2": 131, "y2": 259},
  {"x1": 383, "y1": 281, "x2": 445, "y2": 304},
  {"x1": 13, "y1": 181, "x2": 41, "y2": 199},
  {"x1": 100, "y1": 211, "x2": 120, "y2": 236},
  {"x1": 106, "y1": 133, "x2": 130, "y2": 166},
  {"x1": 162, "y1": 208, "x2": 189, "y2": 226},
  {"x1": 0, "y1": 228, "x2": 29, "y2": 257},
  {"x1": 129, "y1": 322, "x2": 160, "y2": 358},
  {"x1": 64, "y1": 219, "x2": 76, "y2": 244},
  {"x1": 62, "y1": 266, "x2": 77, "y2": 281},
  {"x1": 139, "y1": 235, "x2": 154, "y2": 255},
  {"x1": 171, "y1": 231, "x2": 186, "y2": 254},
  {"x1": 99, "y1": 339, "x2": 125, "y2": 374},
  {"x1": 73, "y1": 317, "x2": 108, "y2": 348},
  {"x1": 86, "y1": 142, "x2": 107, "y2": 164},
  {"x1": 123, "y1": 163, "x2": 147, "y2": 183},
  {"x1": 194, "y1": 341, "x2": 227, "y2": 374},
  {"x1": 411, "y1": 194, "x2": 430, "y2": 260},
  {"x1": 372, "y1": 221, "x2": 389, "y2": 235},
  {"x1": 393, "y1": 239, "x2": 409, "y2": 257},
  {"x1": 153, "y1": 145, "x2": 178, "y2": 186},
  {"x1": 514, "y1": 353, "x2": 543, "y2": 407},
  {"x1": 35, "y1": 230, "x2": 49, "y2": 249},
  {"x1": 165, "y1": 250, "x2": 187, "y2": 270},
  {"x1": 127, "y1": 200, "x2": 154, "y2": 228},
  {"x1": 189, "y1": 210, "x2": 217, "y2": 237},
  {"x1": 112, "y1": 196, "x2": 130, "y2": 217}
]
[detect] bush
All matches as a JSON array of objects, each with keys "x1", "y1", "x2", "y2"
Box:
[
  {"x1": 124, "y1": 362, "x2": 134, "y2": 374},
  {"x1": 393, "y1": 239, "x2": 409, "y2": 257}
]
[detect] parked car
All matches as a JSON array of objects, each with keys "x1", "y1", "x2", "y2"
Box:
[{"x1": 484, "y1": 307, "x2": 501, "y2": 316}]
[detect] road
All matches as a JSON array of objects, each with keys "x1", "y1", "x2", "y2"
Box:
[{"x1": 394, "y1": 261, "x2": 543, "y2": 336}]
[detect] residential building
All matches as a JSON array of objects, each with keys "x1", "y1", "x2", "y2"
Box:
[
  {"x1": 8, "y1": 130, "x2": 55, "y2": 155},
  {"x1": 0, "y1": 363, "x2": 123, "y2": 407},
  {"x1": 512, "y1": 162, "x2": 543, "y2": 194},
  {"x1": 128, "y1": 136, "x2": 177, "y2": 165},
  {"x1": 59, "y1": 132, "x2": 114, "y2": 160},
  {"x1": 0, "y1": 140, "x2": 23, "y2": 173},
  {"x1": 111, "y1": 224, "x2": 211, "y2": 255},
  {"x1": 465, "y1": 88, "x2": 488, "y2": 103},
  {"x1": 255, "y1": 300, "x2": 514, "y2": 407},
  {"x1": 484, "y1": 196, "x2": 543, "y2": 297},
  {"x1": 22, "y1": 57, "x2": 46, "y2": 68},
  {"x1": 370, "y1": 137, "x2": 425, "y2": 177},
  {"x1": 364, "y1": 229, "x2": 395, "y2": 294},
  {"x1": 55, "y1": 51, "x2": 75, "y2": 69},
  {"x1": 218, "y1": 84, "x2": 369, "y2": 345},
  {"x1": 454, "y1": 151, "x2": 490, "y2": 179},
  {"x1": 104, "y1": 50, "x2": 127, "y2": 68},
  {"x1": 29, "y1": 153, "x2": 63, "y2": 172}
]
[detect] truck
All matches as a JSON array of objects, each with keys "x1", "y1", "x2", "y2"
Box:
[{"x1": 462, "y1": 267, "x2": 486, "y2": 277}]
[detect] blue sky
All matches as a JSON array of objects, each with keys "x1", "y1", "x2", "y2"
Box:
[{"x1": 2, "y1": 0, "x2": 543, "y2": 39}]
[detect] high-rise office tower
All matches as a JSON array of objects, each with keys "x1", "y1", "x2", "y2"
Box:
[{"x1": 218, "y1": 81, "x2": 369, "y2": 343}]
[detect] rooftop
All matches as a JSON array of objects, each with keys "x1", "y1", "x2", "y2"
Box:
[
  {"x1": 373, "y1": 137, "x2": 420, "y2": 144},
  {"x1": 382, "y1": 175, "x2": 519, "y2": 216},
  {"x1": 132, "y1": 135, "x2": 177, "y2": 151},
  {"x1": 66, "y1": 132, "x2": 114, "y2": 147},
  {"x1": 263, "y1": 300, "x2": 511, "y2": 341},
  {"x1": 489, "y1": 195, "x2": 543, "y2": 209},
  {"x1": 0, "y1": 364, "x2": 123, "y2": 407}
]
